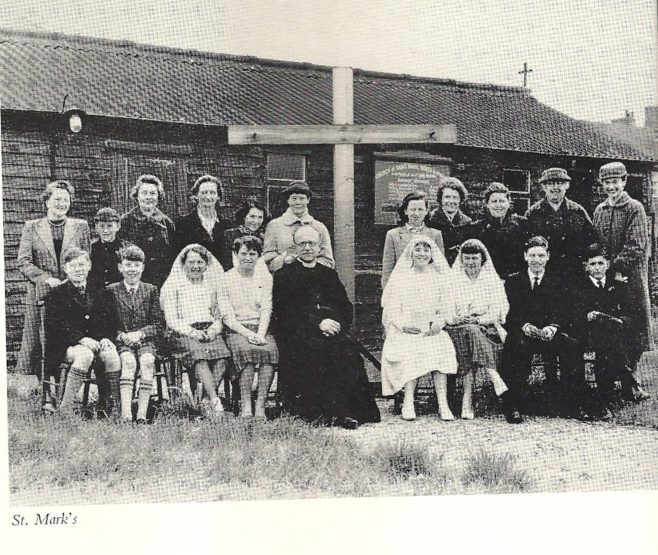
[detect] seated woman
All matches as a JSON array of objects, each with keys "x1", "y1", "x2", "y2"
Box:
[
  {"x1": 381, "y1": 235, "x2": 458, "y2": 421},
  {"x1": 445, "y1": 239, "x2": 511, "y2": 419},
  {"x1": 160, "y1": 244, "x2": 228, "y2": 413},
  {"x1": 220, "y1": 236, "x2": 278, "y2": 418}
]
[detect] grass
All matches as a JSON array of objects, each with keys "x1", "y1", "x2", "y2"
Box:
[{"x1": 462, "y1": 449, "x2": 533, "y2": 493}]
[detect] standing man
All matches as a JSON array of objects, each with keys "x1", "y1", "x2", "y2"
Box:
[
  {"x1": 272, "y1": 226, "x2": 380, "y2": 429},
  {"x1": 526, "y1": 168, "x2": 596, "y2": 280},
  {"x1": 593, "y1": 161, "x2": 651, "y2": 400}
]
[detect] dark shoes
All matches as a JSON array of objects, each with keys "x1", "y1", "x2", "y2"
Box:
[
  {"x1": 499, "y1": 392, "x2": 524, "y2": 424},
  {"x1": 505, "y1": 408, "x2": 524, "y2": 424},
  {"x1": 334, "y1": 416, "x2": 359, "y2": 430}
]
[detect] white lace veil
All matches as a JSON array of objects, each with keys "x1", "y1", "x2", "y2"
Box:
[
  {"x1": 381, "y1": 234, "x2": 451, "y2": 327},
  {"x1": 450, "y1": 238, "x2": 509, "y2": 327},
  {"x1": 160, "y1": 243, "x2": 225, "y2": 308}
]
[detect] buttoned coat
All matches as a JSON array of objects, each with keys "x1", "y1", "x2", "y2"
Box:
[
  {"x1": 593, "y1": 192, "x2": 653, "y2": 355},
  {"x1": 16, "y1": 217, "x2": 90, "y2": 374},
  {"x1": 525, "y1": 198, "x2": 596, "y2": 279},
  {"x1": 118, "y1": 207, "x2": 175, "y2": 288},
  {"x1": 427, "y1": 208, "x2": 472, "y2": 265},
  {"x1": 381, "y1": 225, "x2": 445, "y2": 290},
  {"x1": 89, "y1": 238, "x2": 134, "y2": 289},
  {"x1": 44, "y1": 280, "x2": 118, "y2": 377},
  {"x1": 106, "y1": 281, "x2": 163, "y2": 352}
]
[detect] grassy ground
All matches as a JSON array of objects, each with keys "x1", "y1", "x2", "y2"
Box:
[{"x1": 7, "y1": 351, "x2": 658, "y2": 506}]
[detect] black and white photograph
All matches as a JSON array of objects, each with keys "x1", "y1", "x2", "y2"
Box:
[{"x1": 2, "y1": 1, "x2": 657, "y2": 553}]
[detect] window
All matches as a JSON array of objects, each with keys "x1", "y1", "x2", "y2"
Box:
[
  {"x1": 266, "y1": 153, "x2": 306, "y2": 181},
  {"x1": 502, "y1": 168, "x2": 530, "y2": 216}
]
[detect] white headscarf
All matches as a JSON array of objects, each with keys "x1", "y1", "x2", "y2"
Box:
[
  {"x1": 450, "y1": 238, "x2": 509, "y2": 337},
  {"x1": 160, "y1": 243, "x2": 225, "y2": 317},
  {"x1": 381, "y1": 234, "x2": 451, "y2": 329}
]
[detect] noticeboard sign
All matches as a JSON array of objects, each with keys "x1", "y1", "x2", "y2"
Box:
[{"x1": 374, "y1": 160, "x2": 449, "y2": 225}]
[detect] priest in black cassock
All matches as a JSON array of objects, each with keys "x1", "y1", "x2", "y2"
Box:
[{"x1": 272, "y1": 226, "x2": 380, "y2": 429}]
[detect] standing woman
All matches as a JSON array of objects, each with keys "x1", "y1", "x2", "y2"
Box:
[
  {"x1": 428, "y1": 177, "x2": 472, "y2": 265},
  {"x1": 381, "y1": 191, "x2": 445, "y2": 291},
  {"x1": 263, "y1": 181, "x2": 334, "y2": 273},
  {"x1": 381, "y1": 235, "x2": 458, "y2": 421},
  {"x1": 173, "y1": 174, "x2": 227, "y2": 266},
  {"x1": 220, "y1": 236, "x2": 278, "y2": 418},
  {"x1": 220, "y1": 197, "x2": 270, "y2": 271},
  {"x1": 16, "y1": 180, "x2": 90, "y2": 377},
  {"x1": 593, "y1": 162, "x2": 652, "y2": 400},
  {"x1": 119, "y1": 174, "x2": 175, "y2": 288}
]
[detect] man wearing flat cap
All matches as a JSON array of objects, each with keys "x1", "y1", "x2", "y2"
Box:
[
  {"x1": 526, "y1": 167, "x2": 596, "y2": 281},
  {"x1": 593, "y1": 161, "x2": 651, "y2": 401},
  {"x1": 263, "y1": 181, "x2": 335, "y2": 272},
  {"x1": 89, "y1": 207, "x2": 134, "y2": 289}
]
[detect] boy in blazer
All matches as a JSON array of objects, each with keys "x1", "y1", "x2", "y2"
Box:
[
  {"x1": 106, "y1": 245, "x2": 163, "y2": 423},
  {"x1": 499, "y1": 236, "x2": 579, "y2": 421},
  {"x1": 45, "y1": 248, "x2": 120, "y2": 415},
  {"x1": 571, "y1": 244, "x2": 638, "y2": 418}
]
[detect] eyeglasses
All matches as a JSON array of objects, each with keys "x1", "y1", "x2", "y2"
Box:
[{"x1": 296, "y1": 241, "x2": 318, "y2": 248}]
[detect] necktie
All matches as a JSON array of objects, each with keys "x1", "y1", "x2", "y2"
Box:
[
  {"x1": 532, "y1": 277, "x2": 539, "y2": 290},
  {"x1": 596, "y1": 279, "x2": 603, "y2": 289}
]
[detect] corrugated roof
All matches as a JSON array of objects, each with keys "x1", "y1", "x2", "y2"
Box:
[{"x1": 0, "y1": 29, "x2": 654, "y2": 161}]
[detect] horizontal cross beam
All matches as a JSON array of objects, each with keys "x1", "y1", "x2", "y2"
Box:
[{"x1": 228, "y1": 124, "x2": 457, "y2": 145}]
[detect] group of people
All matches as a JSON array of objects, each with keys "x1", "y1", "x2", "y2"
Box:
[
  {"x1": 381, "y1": 162, "x2": 652, "y2": 423},
  {"x1": 17, "y1": 176, "x2": 379, "y2": 428},
  {"x1": 15, "y1": 159, "x2": 652, "y2": 428}
]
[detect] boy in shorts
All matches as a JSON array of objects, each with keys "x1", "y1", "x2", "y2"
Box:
[{"x1": 107, "y1": 245, "x2": 163, "y2": 423}]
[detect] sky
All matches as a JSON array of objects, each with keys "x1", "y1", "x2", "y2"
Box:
[{"x1": 3, "y1": 0, "x2": 657, "y2": 125}]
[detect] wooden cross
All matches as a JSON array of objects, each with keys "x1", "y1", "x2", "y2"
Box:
[
  {"x1": 519, "y1": 62, "x2": 533, "y2": 87},
  {"x1": 228, "y1": 67, "x2": 457, "y2": 301}
]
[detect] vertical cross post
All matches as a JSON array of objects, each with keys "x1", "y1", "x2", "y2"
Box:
[{"x1": 332, "y1": 67, "x2": 355, "y2": 302}]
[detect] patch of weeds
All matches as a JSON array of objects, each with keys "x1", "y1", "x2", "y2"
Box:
[
  {"x1": 462, "y1": 449, "x2": 532, "y2": 493},
  {"x1": 381, "y1": 439, "x2": 442, "y2": 483}
]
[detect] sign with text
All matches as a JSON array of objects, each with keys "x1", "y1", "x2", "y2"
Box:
[{"x1": 374, "y1": 160, "x2": 449, "y2": 225}]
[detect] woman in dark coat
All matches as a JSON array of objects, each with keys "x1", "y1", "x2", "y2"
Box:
[
  {"x1": 465, "y1": 182, "x2": 530, "y2": 280},
  {"x1": 220, "y1": 197, "x2": 270, "y2": 271},
  {"x1": 593, "y1": 162, "x2": 652, "y2": 399},
  {"x1": 118, "y1": 174, "x2": 175, "y2": 288},
  {"x1": 428, "y1": 177, "x2": 472, "y2": 265},
  {"x1": 173, "y1": 174, "x2": 228, "y2": 267}
]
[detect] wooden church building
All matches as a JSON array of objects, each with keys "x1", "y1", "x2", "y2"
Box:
[{"x1": 1, "y1": 29, "x2": 656, "y2": 368}]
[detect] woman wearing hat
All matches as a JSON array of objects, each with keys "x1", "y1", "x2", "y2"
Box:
[
  {"x1": 173, "y1": 174, "x2": 228, "y2": 267},
  {"x1": 593, "y1": 161, "x2": 652, "y2": 400},
  {"x1": 118, "y1": 174, "x2": 176, "y2": 288},
  {"x1": 428, "y1": 177, "x2": 472, "y2": 265},
  {"x1": 263, "y1": 181, "x2": 334, "y2": 273},
  {"x1": 16, "y1": 180, "x2": 91, "y2": 378}
]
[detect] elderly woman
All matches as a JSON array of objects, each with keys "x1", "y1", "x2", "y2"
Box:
[
  {"x1": 381, "y1": 235, "x2": 457, "y2": 421},
  {"x1": 381, "y1": 191, "x2": 445, "y2": 291},
  {"x1": 220, "y1": 197, "x2": 270, "y2": 271},
  {"x1": 428, "y1": 177, "x2": 472, "y2": 265},
  {"x1": 263, "y1": 181, "x2": 334, "y2": 272},
  {"x1": 119, "y1": 174, "x2": 176, "y2": 288},
  {"x1": 173, "y1": 174, "x2": 227, "y2": 265},
  {"x1": 161, "y1": 244, "x2": 228, "y2": 413},
  {"x1": 16, "y1": 180, "x2": 90, "y2": 380},
  {"x1": 220, "y1": 236, "x2": 278, "y2": 418},
  {"x1": 466, "y1": 182, "x2": 529, "y2": 280},
  {"x1": 445, "y1": 239, "x2": 511, "y2": 419},
  {"x1": 593, "y1": 161, "x2": 652, "y2": 401}
]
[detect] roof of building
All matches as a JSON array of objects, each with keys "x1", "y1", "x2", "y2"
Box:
[{"x1": 0, "y1": 29, "x2": 654, "y2": 161}]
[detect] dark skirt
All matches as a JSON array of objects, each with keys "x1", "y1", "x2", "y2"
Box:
[
  {"x1": 225, "y1": 324, "x2": 279, "y2": 378},
  {"x1": 445, "y1": 323, "x2": 501, "y2": 375},
  {"x1": 171, "y1": 325, "x2": 230, "y2": 367}
]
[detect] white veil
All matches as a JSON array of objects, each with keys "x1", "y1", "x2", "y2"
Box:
[
  {"x1": 160, "y1": 243, "x2": 225, "y2": 316},
  {"x1": 450, "y1": 238, "x2": 509, "y2": 332},
  {"x1": 381, "y1": 234, "x2": 451, "y2": 328}
]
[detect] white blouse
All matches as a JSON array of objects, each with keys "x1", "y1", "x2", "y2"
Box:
[
  {"x1": 219, "y1": 268, "x2": 273, "y2": 328},
  {"x1": 162, "y1": 279, "x2": 218, "y2": 336}
]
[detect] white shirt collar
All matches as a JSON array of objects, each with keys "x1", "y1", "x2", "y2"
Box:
[
  {"x1": 124, "y1": 281, "x2": 139, "y2": 293},
  {"x1": 197, "y1": 209, "x2": 218, "y2": 233},
  {"x1": 299, "y1": 259, "x2": 317, "y2": 268},
  {"x1": 589, "y1": 275, "x2": 606, "y2": 288},
  {"x1": 528, "y1": 269, "x2": 545, "y2": 284},
  {"x1": 405, "y1": 223, "x2": 425, "y2": 232}
]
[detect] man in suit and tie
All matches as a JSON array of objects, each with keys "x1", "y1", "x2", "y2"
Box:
[
  {"x1": 45, "y1": 247, "x2": 121, "y2": 415},
  {"x1": 499, "y1": 236, "x2": 579, "y2": 422},
  {"x1": 571, "y1": 244, "x2": 642, "y2": 418},
  {"x1": 106, "y1": 245, "x2": 163, "y2": 423}
]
